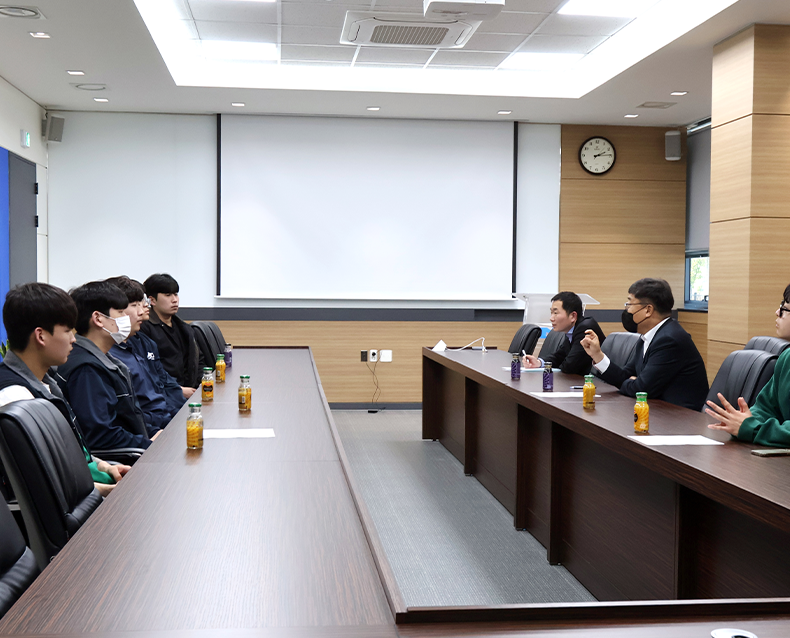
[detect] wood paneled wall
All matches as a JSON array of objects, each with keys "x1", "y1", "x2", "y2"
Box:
[
  {"x1": 558, "y1": 125, "x2": 686, "y2": 309},
  {"x1": 709, "y1": 25, "x2": 790, "y2": 375},
  {"x1": 678, "y1": 310, "x2": 710, "y2": 382}
]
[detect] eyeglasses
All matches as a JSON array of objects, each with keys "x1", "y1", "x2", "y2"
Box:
[
  {"x1": 624, "y1": 302, "x2": 647, "y2": 309},
  {"x1": 779, "y1": 303, "x2": 790, "y2": 318}
]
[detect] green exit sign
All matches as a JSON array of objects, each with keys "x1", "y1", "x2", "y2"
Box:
[{"x1": 20, "y1": 129, "x2": 30, "y2": 148}]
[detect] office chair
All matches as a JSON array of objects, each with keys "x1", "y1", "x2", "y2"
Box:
[
  {"x1": 0, "y1": 399, "x2": 102, "y2": 571},
  {"x1": 744, "y1": 336, "x2": 790, "y2": 356},
  {"x1": 0, "y1": 498, "x2": 38, "y2": 618},
  {"x1": 538, "y1": 330, "x2": 566, "y2": 361},
  {"x1": 704, "y1": 349, "x2": 778, "y2": 412},
  {"x1": 599, "y1": 332, "x2": 642, "y2": 370},
  {"x1": 508, "y1": 324, "x2": 542, "y2": 356},
  {"x1": 191, "y1": 321, "x2": 227, "y2": 365}
]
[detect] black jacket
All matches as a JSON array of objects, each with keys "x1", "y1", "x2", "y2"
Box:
[
  {"x1": 542, "y1": 316, "x2": 606, "y2": 376},
  {"x1": 139, "y1": 309, "x2": 202, "y2": 388},
  {"x1": 599, "y1": 318, "x2": 709, "y2": 411}
]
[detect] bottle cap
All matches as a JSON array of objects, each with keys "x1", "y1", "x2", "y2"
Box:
[
  {"x1": 240, "y1": 374, "x2": 250, "y2": 379},
  {"x1": 636, "y1": 392, "x2": 648, "y2": 400},
  {"x1": 225, "y1": 343, "x2": 232, "y2": 347},
  {"x1": 544, "y1": 363, "x2": 552, "y2": 371},
  {"x1": 188, "y1": 403, "x2": 202, "y2": 408},
  {"x1": 584, "y1": 374, "x2": 594, "y2": 382},
  {"x1": 203, "y1": 367, "x2": 213, "y2": 372},
  {"x1": 217, "y1": 354, "x2": 224, "y2": 360}
]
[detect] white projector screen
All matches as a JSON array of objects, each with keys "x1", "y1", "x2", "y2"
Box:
[{"x1": 219, "y1": 115, "x2": 514, "y2": 300}]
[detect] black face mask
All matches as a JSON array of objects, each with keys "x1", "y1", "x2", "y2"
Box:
[{"x1": 621, "y1": 309, "x2": 640, "y2": 333}]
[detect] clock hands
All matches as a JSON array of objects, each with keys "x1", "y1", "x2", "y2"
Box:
[{"x1": 593, "y1": 152, "x2": 613, "y2": 158}]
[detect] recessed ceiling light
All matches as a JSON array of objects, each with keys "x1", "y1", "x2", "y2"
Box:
[
  {"x1": 29, "y1": 31, "x2": 50, "y2": 38},
  {"x1": 93, "y1": 97, "x2": 109, "y2": 103},
  {"x1": 670, "y1": 91, "x2": 688, "y2": 96},
  {"x1": 231, "y1": 102, "x2": 245, "y2": 107},
  {"x1": 624, "y1": 114, "x2": 639, "y2": 118},
  {"x1": 498, "y1": 110, "x2": 512, "y2": 115},
  {"x1": 201, "y1": 41, "x2": 278, "y2": 62},
  {"x1": 559, "y1": 0, "x2": 660, "y2": 18},
  {"x1": 366, "y1": 106, "x2": 380, "y2": 111},
  {"x1": 499, "y1": 52, "x2": 584, "y2": 71},
  {"x1": 75, "y1": 83, "x2": 106, "y2": 91},
  {"x1": 0, "y1": 6, "x2": 41, "y2": 18},
  {"x1": 67, "y1": 70, "x2": 85, "y2": 76}
]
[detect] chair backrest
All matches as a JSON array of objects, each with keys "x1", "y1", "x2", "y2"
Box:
[
  {"x1": 744, "y1": 336, "x2": 790, "y2": 356},
  {"x1": 0, "y1": 498, "x2": 38, "y2": 618},
  {"x1": 539, "y1": 330, "x2": 566, "y2": 361},
  {"x1": 705, "y1": 349, "x2": 778, "y2": 412},
  {"x1": 191, "y1": 321, "x2": 226, "y2": 364},
  {"x1": 0, "y1": 399, "x2": 102, "y2": 571},
  {"x1": 508, "y1": 324, "x2": 542, "y2": 355},
  {"x1": 600, "y1": 332, "x2": 642, "y2": 370}
]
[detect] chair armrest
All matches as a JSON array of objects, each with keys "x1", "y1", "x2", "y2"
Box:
[{"x1": 92, "y1": 448, "x2": 146, "y2": 465}]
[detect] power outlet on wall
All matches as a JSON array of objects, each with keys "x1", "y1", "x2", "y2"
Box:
[
  {"x1": 369, "y1": 349, "x2": 378, "y2": 362},
  {"x1": 360, "y1": 350, "x2": 368, "y2": 362}
]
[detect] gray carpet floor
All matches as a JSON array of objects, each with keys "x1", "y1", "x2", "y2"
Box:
[{"x1": 333, "y1": 410, "x2": 596, "y2": 607}]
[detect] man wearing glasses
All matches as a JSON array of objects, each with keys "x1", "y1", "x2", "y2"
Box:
[
  {"x1": 705, "y1": 287, "x2": 790, "y2": 446},
  {"x1": 580, "y1": 278, "x2": 709, "y2": 410}
]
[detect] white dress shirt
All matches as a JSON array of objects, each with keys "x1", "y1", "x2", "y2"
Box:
[{"x1": 593, "y1": 317, "x2": 671, "y2": 374}]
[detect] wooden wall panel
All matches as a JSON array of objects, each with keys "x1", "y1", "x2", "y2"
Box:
[
  {"x1": 751, "y1": 115, "x2": 790, "y2": 218},
  {"x1": 753, "y1": 24, "x2": 790, "y2": 116},
  {"x1": 747, "y1": 218, "x2": 790, "y2": 336},
  {"x1": 678, "y1": 310, "x2": 708, "y2": 371},
  {"x1": 709, "y1": 218, "x2": 751, "y2": 345},
  {"x1": 712, "y1": 25, "x2": 755, "y2": 128},
  {"x1": 560, "y1": 180, "x2": 685, "y2": 244},
  {"x1": 710, "y1": 115, "x2": 752, "y2": 223},
  {"x1": 213, "y1": 320, "x2": 521, "y2": 404}
]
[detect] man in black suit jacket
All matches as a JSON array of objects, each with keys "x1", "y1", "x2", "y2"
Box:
[
  {"x1": 522, "y1": 291, "x2": 606, "y2": 376},
  {"x1": 581, "y1": 278, "x2": 708, "y2": 411}
]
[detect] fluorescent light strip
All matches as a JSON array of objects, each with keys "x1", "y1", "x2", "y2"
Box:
[
  {"x1": 624, "y1": 114, "x2": 638, "y2": 118},
  {"x1": 498, "y1": 110, "x2": 511, "y2": 115},
  {"x1": 29, "y1": 32, "x2": 50, "y2": 38},
  {"x1": 366, "y1": 106, "x2": 380, "y2": 111},
  {"x1": 94, "y1": 98, "x2": 109, "y2": 102},
  {"x1": 670, "y1": 91, "x2": 688, "y2": 96},
  {"x1": 231, "y1": 102, "x2": 245, "y2": 107},
  {"x1": 67, "y1": 70, "x2": 85, "y2": 76}
]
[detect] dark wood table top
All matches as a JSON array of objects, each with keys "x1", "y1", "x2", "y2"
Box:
[{"x1": 0, "y1": 348, "x2": 391, "y2": 635}]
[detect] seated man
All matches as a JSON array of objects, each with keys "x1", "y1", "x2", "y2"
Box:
[
  {"x1": 0, "y1": 283, "x2": 130, "y2": 497},
  {"x1": 580, "y1": 278, "x2": 708, "y2": 410},
  {"x1": 105, "y1": 276, "x2": 184, "y2": 430},
  {"x1": 706, "y1": 284, "x2": 790, "y2": 447},
  {"x1": 57, "y1": 281, "x2": 160, "y2": 450},
  {"x1": 140, "y1": 273, "x2": 203, "y2": 388},
  {"x1": 522, "y1": 291, "x2": 606, "y2": 375}
]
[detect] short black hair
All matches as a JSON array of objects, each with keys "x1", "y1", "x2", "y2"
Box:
[
  {"x1": 144, "y1": 273, "x2": 179, "y2": 298},
  {"x1": 3, "y1": 283, "x2": 78, "y2": 352},
  {"x1": 784, "y1": 283, "x2": 790, "y2": 304},
  {"x1": 628, "y1": 278, "x2": 674, "y2": 315},
  {"x1": 551, "y1": 291, "x2": 583, "y2": 318},
  {"x1": 105, "y1": 276, "x2": 145, "y2": 304},
  {"x1": 70, "y1": 281, "x2": 129, "y2": 336}
]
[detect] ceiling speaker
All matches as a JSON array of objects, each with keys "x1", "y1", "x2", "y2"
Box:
[
  {"x1": 665, "y1": 130, "x2": 681, "y2": 161},
  {"x1": 43, "y1": 114, "x2": 65, "y2": 142}
]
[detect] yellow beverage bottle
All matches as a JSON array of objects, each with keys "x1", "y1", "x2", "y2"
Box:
[
  {"x1": 201, "y1": 367, "x2": 214, "y2": 402},
  {"x1": 215, "y1": 354, "x2": 226, "y2": 383},
  {"x1": 238, "y1": 375, "x2": 251, "y2": 412},
  {"x1": 634, "y1": 392, "x2": 649, "y2": 434},
  {"x1": 186, "y1": 403, "x2": 203, "y2": 449},
  {"x1": 583, "y1": 374, "x2": 596, "y2": 409}
]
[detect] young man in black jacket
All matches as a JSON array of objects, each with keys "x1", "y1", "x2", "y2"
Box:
[{"x1": 139, "y1": 273, "x2": 203, "y2": 388}]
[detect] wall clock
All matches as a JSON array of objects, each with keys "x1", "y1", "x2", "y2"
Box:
[{"x1": 579, "y1": 137, "x2": 616, "y2": 175}]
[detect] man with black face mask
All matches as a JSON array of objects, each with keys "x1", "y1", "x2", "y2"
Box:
[{"x1": 580, "y1": 278, "x2": 708, "y2": 410}]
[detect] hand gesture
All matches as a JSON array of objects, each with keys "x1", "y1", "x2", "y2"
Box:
[
  {"x1": 705, "y1": 393, "x2": 752, "y2": 437},
  {"x1": 522, "y1": 354, "x2": 541, "y2": 369},
  {"x1": 580, "y1": 329, "x2": 603, "y2": 363}
]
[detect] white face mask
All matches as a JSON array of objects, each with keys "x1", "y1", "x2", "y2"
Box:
[{"x1": 101, "y1": 314, "x2": 132, "y2": 344}]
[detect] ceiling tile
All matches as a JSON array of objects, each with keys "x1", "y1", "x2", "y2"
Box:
[
  {"x1": 196, "y1": 21, "x2": 278, "y2": 42},
  {"x1": 503, "y1": 0, "x2": 565, "y2": 10},
  {"x1": 188, "y1": 0, "x2": 278, "y2": 23},
  {"x1": 370, "y1": 0, "x2": 424, "y2": 9},
  {"x1": 537, "y1": 14, "x2": 632, "y2": 37},
  {"x1": 281, "y1": 44, "x2": 357, "y2": 62},
  {"x1": 518, "y1": 34, "x2": 608, "y2": 54},
  {"x1": 429, "y1": 50, "x2": 509, "y2": 67},
  {"x1": 475, "y1": 12, "x2": 546, "y2": 35},
  {"x1": 283, "y1": 0, "x2": 368, "y2": 4},
  {"x1": 282, "y1": 4, "x2": 366, "y2": 28},
  {"x1": 281, "y1": 26, "x2": 344, "y2": 46},
  {"x1": 354, "y1": 62, "x2": 425, "y2": 68},
  {"x1": 280, "y1": 60, "x2": 351, "y2": 66},
  {"x1": 464, "y1": 33, "x2": 527, "y2": 52},
  {"x1": 356, "y1": 47, "x2": 434, "y2": 64}
]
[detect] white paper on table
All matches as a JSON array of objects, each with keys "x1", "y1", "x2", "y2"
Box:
[
  {"x1": 529, "y1": 392, "x2": 600, "y2": 398},
  {"x1": 627, "y1": 435, "x2": 723, "y2": 446},
  {"x1": 203, "y1": 428, "x2": 275, "y2": 439}
]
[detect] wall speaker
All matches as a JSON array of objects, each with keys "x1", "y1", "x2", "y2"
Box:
[
  {"x1": 665, "y1": 130, "x2": 681, "y2": 161},
  {"x1": 43, "y1": 114, "x2": 65, "y2": 142}
]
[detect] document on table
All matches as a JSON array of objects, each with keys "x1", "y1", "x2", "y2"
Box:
[
  {"x1": 529, "y1": 392, "x2": 600, "y2": 398},
  {"x1": 203, "y1": 428, "x2": 275, "y2": 439},
  {"x1": 627, "y1": 435, "x2": 723, "y2": 446}
]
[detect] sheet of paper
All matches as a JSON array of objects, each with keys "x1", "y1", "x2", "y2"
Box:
[
  {"x1": 529, "y1": 392, "x2": 600, "y2": 398},
  {"x1": 203, "y1": 428, "x2": 275, "y2": 439},
  {"x1": 627, "y1": 435, "x2": 723, "y2": 446}
]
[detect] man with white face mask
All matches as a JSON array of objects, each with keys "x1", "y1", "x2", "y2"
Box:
[{"x1": 56, "y1": 281, "x2": 161, "y2": 451}]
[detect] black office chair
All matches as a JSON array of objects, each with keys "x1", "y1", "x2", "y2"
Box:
[
  {"x1": 508, "y1": 324, "x2": 542, "y2": 355},
  {"x1": 539, "y1": 329, "x2": 566, "y2": 361},
  {"x1": 0, "y1": 399, "x2": 102, "y2": 571},
  {"x1": 599, "y1": 332, "x2": 642, "y2": 370},
  {"x1": 0, "y1": 498, "x2": 38, "y2": 618},
  {"x1": 191, "y1": 321, "x2": 227, "y2": 365},
  {"x1": 744, "y1": 336, "x2": 790, "y2": 356},
  {"x1": 704, "y1": 349, "x2": 778, "y2": 412}
]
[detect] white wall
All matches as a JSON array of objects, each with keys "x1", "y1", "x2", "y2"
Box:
[
  {"x1": 47, "y1": 112, "x2": 561, "y2": 308},
  {"x1": 0, "y1": 75, "x2": 47, "y2": 167}
]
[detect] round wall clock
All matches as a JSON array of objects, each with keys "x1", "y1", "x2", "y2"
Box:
[{"x1": 579, "y1": 137, "x2": 616, "y2": 175}]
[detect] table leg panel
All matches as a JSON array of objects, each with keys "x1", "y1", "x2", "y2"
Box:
[{"x1": 516, "y1": 407, "x2": 552, "y2": 546}]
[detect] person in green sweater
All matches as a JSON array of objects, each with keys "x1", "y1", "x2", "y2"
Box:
[{"x1": 706, "y1": 285, "x2": 790, "y2": 446}]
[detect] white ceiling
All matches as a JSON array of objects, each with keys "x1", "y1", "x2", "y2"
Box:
[{"x1": 0, "y1": 0, "x2": 788, "y2": 125}]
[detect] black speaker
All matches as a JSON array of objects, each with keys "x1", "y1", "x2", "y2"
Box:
[
  {"x1": 43, "y1": 115, "x2": 65, "y2": 142},
  {"x1": 665, "y1": 130, "x2": 681, "y2": 161}
]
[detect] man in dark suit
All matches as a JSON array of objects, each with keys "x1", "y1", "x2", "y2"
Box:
[
  {"x1": 581, "y1": 278, "x2": 708, "y2": 410},
  {"x1": 522, "y1": 291, "x2": 606, "y2": 376}
]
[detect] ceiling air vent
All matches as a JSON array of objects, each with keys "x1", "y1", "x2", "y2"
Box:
[{"x1": 341, "y1": 12, "x2": 480, "y2": 48}]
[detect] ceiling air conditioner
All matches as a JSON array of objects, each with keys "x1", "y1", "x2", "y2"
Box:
[{"x1": 340, "y1": 11, "x2": 480, "y2": 49}]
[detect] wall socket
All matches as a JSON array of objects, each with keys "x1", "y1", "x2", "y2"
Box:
[
  {"x1": 360, "y1": 350, "x2": 367, "y2": 362},
  {"x1": 369, "y1": 349, "x2": 378, "y2": 362}
]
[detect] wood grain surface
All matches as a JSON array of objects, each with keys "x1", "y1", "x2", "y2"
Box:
[{"x1": 712, "y1": 25, "x2": 755, "y2": 127}]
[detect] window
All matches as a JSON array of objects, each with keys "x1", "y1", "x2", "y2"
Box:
[{"x1": 685, "y1": 252, "x2": 709, "y2": 308}]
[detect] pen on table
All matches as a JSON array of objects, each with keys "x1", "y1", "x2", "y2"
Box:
[{"x1": 570, "y1": 385, "x2": 584, "y2": 390}]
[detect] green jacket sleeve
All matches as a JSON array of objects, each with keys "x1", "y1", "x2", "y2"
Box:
[
  {"x1": 738, "y1": 348, "x2": 790, "y2": 447},
  {"x1": 87, "y1": 461, "x2": 114, "y2": 485}
]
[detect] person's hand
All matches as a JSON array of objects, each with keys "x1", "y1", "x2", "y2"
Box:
[
  {"x1": 580, "y1": 329, "x2": 603, "y2": 363},
  {"x1": 95, "y1": 482, "x2": 115, "y2": 498},
  {"x1": 522, "y1": 354, "x2": 541, "y2": 369},
  {"x1": 96, "y1": 460, "x2": 131, "y2": 483},
  {"x1": 182, "y1": 386, "x2": 196, "y2": 399},
  {"x1": 706, "y1": 393, "x2": 752, "y2": 437}
]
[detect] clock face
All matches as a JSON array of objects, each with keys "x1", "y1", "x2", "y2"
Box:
[{"x1": 579, "y1": 137, "x2": 616, "y2": 175}]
